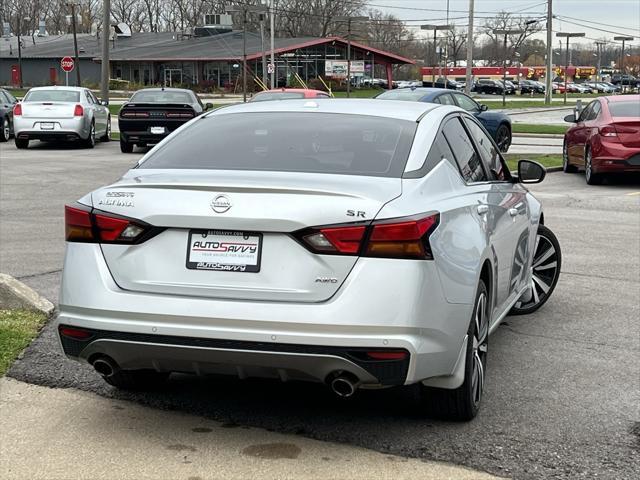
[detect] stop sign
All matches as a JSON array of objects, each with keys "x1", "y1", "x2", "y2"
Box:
[{"x1": 61, "y1": 56, "x2": 75, "y2": 73}]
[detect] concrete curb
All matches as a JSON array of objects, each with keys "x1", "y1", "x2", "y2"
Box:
[
  {"x1": 513, "y1": 132, "x2": 565, "y2": 139},
  {"x1": 0, "y1": 273, "x2": 55, "y2": 315}
]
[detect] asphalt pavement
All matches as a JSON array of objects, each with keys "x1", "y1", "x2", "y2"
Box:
[{"x1": 1, "y1": 141, "x2": 639, "y2": 480}]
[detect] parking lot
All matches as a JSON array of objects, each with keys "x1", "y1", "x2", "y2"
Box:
[{"x1": 1, "y1": 140, "x2": 638, "y2": 479}]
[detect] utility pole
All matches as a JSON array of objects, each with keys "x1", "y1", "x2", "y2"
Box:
[
  {"x1": 493, "y1": 28, "x2": 524, "y2": 107},
  {"x1": 68, "y1": 2, "x2": 82, "y2": 86},
  {"x1": 269, "y1": 0, "x2": 275, "y2": 88},
  {"x1": 465, "y1": 0, "x2": 474, "y2": 94},
  {"x1": 595, "y1": 41, "x2": 606, "y2": 82},
  {"x1": 100, "y1": 0, "x2": 110, "y2": 103},
  {"x1": 614, "y1": 35, "x2": 634, "y2": 90},
  {"x1": 259, "y1": 12, "x2": 267, "y2": 86},
  {"x1": 421, "y1": 24, "x2": 453, "y2": 86},
  {"x1": 544, "y1": 0, "x2": 553, "y2": 105},
  {"x1": 334, "y1": 16, "x2": 368, "y2": 98},
  {"x1": 227, "y1": 4, "x2": 267, "y2": 102},
  {"x1": 16, "y1": 13, "x2": 30, "y2": 88},
  {"x1": 444, "y1": 0, "x2": 450, "y2": 84},
  {"x1": 556, "y1": 32, "x2": 585, "y2": 104}
]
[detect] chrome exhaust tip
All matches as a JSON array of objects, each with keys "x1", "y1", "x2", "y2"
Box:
[
  {"x1": 329, "y1": 373, "x2": 359, "y2": 398},
  {"x1": 92, "y1": 357, "x2": 119, "y2": 378}
]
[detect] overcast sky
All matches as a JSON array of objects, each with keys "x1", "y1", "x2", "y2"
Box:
[{"x1": 372, "y1": 0, "x2": 640, "y2": 47}]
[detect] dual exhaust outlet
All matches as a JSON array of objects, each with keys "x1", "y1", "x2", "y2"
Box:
[{"x1": 92, "y1": 358, "x2": 360, "y2": 398}]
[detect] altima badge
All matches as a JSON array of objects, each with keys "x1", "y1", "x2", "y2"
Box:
[{"x1": 211, "y1": 194, "x2": 231, "y2": 213}]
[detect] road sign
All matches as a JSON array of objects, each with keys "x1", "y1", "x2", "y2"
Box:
[
  {"x1": 61, "y1": 56, "x2": 75, "y2": 73},
  {"x1": 267, "y1": 63, "x2": 274, "y2": 74}
]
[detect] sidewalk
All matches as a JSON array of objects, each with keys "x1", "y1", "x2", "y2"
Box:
[{"x1": 0, "y1": 378, "x2": 501, "y2": 480}]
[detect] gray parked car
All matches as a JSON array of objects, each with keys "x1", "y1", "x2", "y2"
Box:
[
  {"x1": 57, "y1": 99, "x2": 561, "y2": 421},
  {"x1": 13, "y1": 86, "x2": 110, "y2": 149}
]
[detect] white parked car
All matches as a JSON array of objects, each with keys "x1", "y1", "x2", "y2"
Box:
[
  {"x1": 13, "y1": 86, "x2": 110, "y2": 149},
  {"x1": 57, "y1": 99, "x2": 560, "y2": 420}
]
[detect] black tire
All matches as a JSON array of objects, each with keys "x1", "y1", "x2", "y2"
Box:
[
  {"x1": 83, "y1": 122, "x2": 96, "y2": 149},
  {"x1": 562, "y1": 140, "x2": 578, "y2": 173},
  {"x1": 120, "y1": 138, "x2": 134, "y2": 153},
  {"x1": 103, "y1": 369, "x2": 169, "y2": 390},
  {"x1": 585, "y1": 147, "x2": 603, "y2": 185},
  {"x1": 495, "y1": 124, "x2": 512, "y2": 153},
  {"x1": 421, "y1": 280, "x2": 489, "y2": 421},
  {"x1": 15, "y1": 137, "x2": 28, "y2": 149},
  {"x1": 0, "y1": 117, "x2": 9, "y2": 142},
  {"x1": 99, "y1": 116, "x2": 111, "y2": 142},
  {"x1": 510, "y1": 225, "x2": 561, "y2": 315}
]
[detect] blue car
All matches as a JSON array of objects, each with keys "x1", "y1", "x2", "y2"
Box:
[{"x1": 375, "y1": 87, "x2": 512, "y2": 152}]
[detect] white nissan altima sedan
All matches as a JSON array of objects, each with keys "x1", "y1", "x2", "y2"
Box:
[{"x1": 57, "y1": 99, "x2": 561, "y2": 420}]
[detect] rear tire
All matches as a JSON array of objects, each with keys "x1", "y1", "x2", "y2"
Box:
[
  {"x1": 496, "y1": 124, "x2": 511, "y2": 153},
  {"x1": 562, "y1": 140, "x2": 577, "y2": 172},
  {"x1": 103, "y1": 369, "x2": 169, "y2": 390},
  {"x1": 15, "y1": 137, "x2": 28, "y2": 149},
  {"x1": 585, "y1": 148, "x2": 603, "y2": 185},
  {"x1": 0, "y1": 117, "x2": 9, "y2": 142},
  {"x1": 420, "y1": 280, "x2": 489, "y2": 421},
  {"x1": 120, "y1": 138, "x2": 133, "y2": 153},
  {"x1": 83, "y1": 122, "x2": 96, "y2": 149},
  {"x1": 99, "y1": 116, "x2": 111, "y2": 142}
]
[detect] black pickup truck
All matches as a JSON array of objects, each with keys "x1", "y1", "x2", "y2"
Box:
[{"x1": 118, "y1": 88, "x2": 212, "y2": 153}]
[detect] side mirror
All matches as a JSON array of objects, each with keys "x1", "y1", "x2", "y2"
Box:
[
  {"x1": 100, "y1": 99, "x2": 108, "y2": 106},
  {"x1": 563, "y1": 114, "x2": 576, "y2": 123},
  {"x1": 205, "y1": 102, "x2": 214, "y2": 110},
  {"x1": 480, "y1": 104, "x2": 488, "y2": 111},
  {"x1": 518, "y1": 160, "x2": 546, "y2": 184}
]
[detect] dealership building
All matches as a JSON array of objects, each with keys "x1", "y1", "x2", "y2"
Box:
[{"x1": 0, "y1": 22, "x2": 412, "y2": 89}]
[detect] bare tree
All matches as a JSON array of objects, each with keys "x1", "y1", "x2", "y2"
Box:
[
  {"x1": 446, "y1": 26, "x2": 467, "y2": 66},
  {"x1": 482, "y1": 12, "x2": 543, "y2": 66}
]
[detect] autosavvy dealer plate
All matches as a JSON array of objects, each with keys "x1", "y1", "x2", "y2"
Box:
[
  {"x1": 150, "y1": 126, "x2": 165, "y2": 134},
  {"x1": 40, "y1": 122, "x2": 55, "y2": 130},
  {"x1": 186, "y1": 230, "x2": 262, "y2": 272}
]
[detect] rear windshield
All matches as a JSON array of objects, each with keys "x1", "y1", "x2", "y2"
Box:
[
  {"x1": 376, "y1": 89, "x2": 427, "y2": 101},
  {"x1": 24, "y1": 90, "x2": 80, "y2": 103},
  {"x1": 138, "y1": 112, "x2": 416, "y2": 177},
  {"x1": 129, "y1": 90, "x2": 193, "y2": 104},
  {"x1": 608, "y1": 101, "x2": 640, "y2": 117},
  {"x1": 251, "y1": 92, "x2": 306, "y2": 102}
]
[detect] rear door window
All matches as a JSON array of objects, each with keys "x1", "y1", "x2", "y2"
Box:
[
  {"x1": 442, "y1": 117, "x2": 488, "y2": 183},
  {"x1": 138, "y1": 112, "x2": 417, "y2": 178}
]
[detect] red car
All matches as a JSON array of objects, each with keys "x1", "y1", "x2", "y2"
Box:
[
  {"x1": 562, "y1": 95, "x2": 640, "y2": 184},
  {"x1": 250, "y1": 88, "x2": 331, "y2": 102}
]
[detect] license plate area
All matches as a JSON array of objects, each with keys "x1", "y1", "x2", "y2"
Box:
[
  {"x1": 150, "y1": 126, "x2": 165, "y2": 134},
  {"x1": 186, "y1": 230, "x2": 262, "y2": 272},
  {"x1": 40, "y1": 122, "x2": 55, "y2": 130}
]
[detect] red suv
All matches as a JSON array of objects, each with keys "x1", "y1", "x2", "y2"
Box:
[{"x1": 562, "y1": 95, "x2": 640, "y2": 184}]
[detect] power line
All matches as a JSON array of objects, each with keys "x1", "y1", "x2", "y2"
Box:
[
  {"x1": 556, "y1": 17, "x2": 639, "y2": 39},
  {"x1": 555, "y1": 14, "x2": 640, "y2": 33}
]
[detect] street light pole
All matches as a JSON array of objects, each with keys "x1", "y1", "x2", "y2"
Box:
[
  {"x1": 556, "y1": 32, "x2": 585, "y2": 105},
  {"x1": 269, "y1": 0, "x2": 275, "y2": 89},
  {"x1": 545, "y1": 0, "x2": 553, "y2": 105},
  {"x1": 68, "y1": 2, "x2": 81, "y2": 86},
  {"x1": 334, "y1": 16, "x2": 368, "y2": 98},
  {"x1": 227, "y1": 4, "x2": 268, "y2": 102},
  {"x1": 421, "y1": 24, "x2": 453, "y2": 87},
  {"x1": 614, "y1": 35, "x2": 634, "y2": 90},
  {"x1": 493, "y1": 29, "x2": 524, "y2": 107},
  {"x1": 465, "y1": 0, "x2": 474, "y2": 95},
  {"x1": 259, "y1": 13, "x2": 267, "y2": 87}
]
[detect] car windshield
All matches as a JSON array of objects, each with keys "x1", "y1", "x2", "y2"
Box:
[
  {"x1": 376, "y1": 89, "x2": 427, "y2": 101},
  {"x1": 252, "y1": 92, "x2": 306, "y2": 102},
  {"x1": 138, "y1": 112, "x2": 416, "y2": 177},
  {"x1": 608, "y1": 101, "x2": 640, "y2": 117},
  {"x1": 24, "y1": 90, "x2": 80, "y2": 103},
  {"x1": 129, "y1": 90, "x2": 193, "y2": 103}
]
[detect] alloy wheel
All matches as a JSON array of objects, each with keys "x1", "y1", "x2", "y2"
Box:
[
  {"x1": 90, "y1": 124, "x2": 96, "y2": 146},
  {"x1": 585, "y1": 150, "x2": 592, "y2": 182},
  {"x1": 514, "y1": 232, "x2": 559, "y2": 311},
  {"x1": 471, "y1": 291, "x2": 488, "y2": 407},
  {"x1": 2, "y1": 118, "x2": 9, "y2": 141},
  {"x1": 496, "y1": 126, "x2": 511, "y2": 152}
]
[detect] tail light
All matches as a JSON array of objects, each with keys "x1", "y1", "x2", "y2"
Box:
[
  {"x1": 13, "y1": 103, "x2": 22, "y2": 116},
  {"x1": 65, "y1": 204, "x2": 156, "y2": 244},
  {"x1": 73, "y1": 104, "x2": 84, "y2": 116},
  {"x1": 599, "y1": 125, "x2": 618, "y2": 137},
  {"x1": 166, "y1": 110, "x2": 195, "y2": 118},
  {"x1": 120, "y1": 111, "x2": 150, "y2": 118},
  {"x1": 297, "y1": 213, "x2": 439, "y2": 260}
]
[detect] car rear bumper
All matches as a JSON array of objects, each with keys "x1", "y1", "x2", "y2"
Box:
[
  {"x1": 14, "y1": 116, "x2": 88, "y2": 140},
  {"x1": 593, "y1": 146, "x2": 640, "y2": 172},
  {"x1": 56, "y1": 243, "x2": 474, "y2": 388}
]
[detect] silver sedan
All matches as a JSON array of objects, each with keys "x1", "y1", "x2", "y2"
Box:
[{"x1": 13, "y1": 86, "x2": 110, "y2": 149}]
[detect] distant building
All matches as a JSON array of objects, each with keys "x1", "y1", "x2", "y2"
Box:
[{"x1": 0, "y1": 28, "x2": 413, "y2": 89}]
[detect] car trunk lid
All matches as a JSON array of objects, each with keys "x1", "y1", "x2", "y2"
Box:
[
  {"x1": 95, "y1": 170, "x2": 401, "y2": 302},
  {"x1": 612, "y1": 118, "x2": 640, "y2": 148},
  {"x1": 21, "y1": 102, "x2": 77, "y2": 119}
]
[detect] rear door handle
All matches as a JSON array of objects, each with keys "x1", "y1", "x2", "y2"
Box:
[{"x1": 477, "y1": 204, "x2": 489, "y2": 215}]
